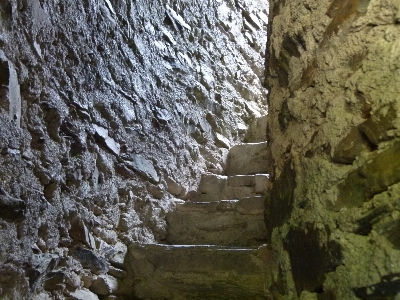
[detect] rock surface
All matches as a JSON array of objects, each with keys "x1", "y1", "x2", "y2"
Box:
[{"x1": 265, "y1": 0, "x2": 400, "y2": 298}]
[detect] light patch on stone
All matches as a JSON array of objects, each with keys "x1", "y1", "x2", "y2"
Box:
[
  {"x1": 166, "y1": 5, "x2": 191, "y2": 31},
  {"x1": 93, "y1": 124, "x2": 120, "y2": 156},
  {"x1": 161, "y1": 27, "x2": 177, "y2": 45},
  {"x1": 104, "y1": 0, "x2": 116, "y2": 15}
]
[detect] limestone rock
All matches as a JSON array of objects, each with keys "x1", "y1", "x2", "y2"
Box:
[
  {"x1": 43, "y1": 271, "x2": 66, "y2": 291},
  {"x1": 332, "y1": 126, "x2": 371, "y2": 164},
  {"x1": 146, "y1": 183, "x2": 165, "y2": 199}
]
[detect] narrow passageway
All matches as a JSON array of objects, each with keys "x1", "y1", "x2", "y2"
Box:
[{"x1": 126, "y1": 117, "x2": 271, "y2": 299}]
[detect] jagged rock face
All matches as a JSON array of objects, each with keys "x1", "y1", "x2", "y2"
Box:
[
  {"x1": 0, "y1": 0, "x2": 268, "y2": 299},
  {"x1": 266, "y1": 0, "x2": 400, "y2": 299}
]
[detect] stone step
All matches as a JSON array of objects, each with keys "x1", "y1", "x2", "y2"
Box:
[
  {"x1": 244, "y1": 115, "x2": 268, "y2": 143},
  {"x1": 196, "y1": 173, "x2": 269, "y2": 202},
  {"x1": 125, "y1": 243, "x2": 270, "y2": 300},
  {"x1": 165, "y1": 197, "x2": 267, "y2": 246},
  {"x1": 225, "y1": 142, "x2": 268, "y2": 176}
]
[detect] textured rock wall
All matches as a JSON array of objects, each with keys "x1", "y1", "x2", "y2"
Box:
[
  {"x1": 0, "y1": 0, "x2": 268, "y2": 298},
  {"x1": 266, "y1": 0, "x2": 400, "y2": 299}
]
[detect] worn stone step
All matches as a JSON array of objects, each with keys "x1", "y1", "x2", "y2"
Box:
[
  {"x1": 166, "y1": 197, "x2": 267, "y2": 246},
  {"x1": 196, "y1": 173, "x2": 269, "y2": 202},
  {"x1": 125, "y1": 243, "x2": 270, "y2": 300},
  {"x1": 226, "y1": 142, "x2": 268, "y2": 176}
]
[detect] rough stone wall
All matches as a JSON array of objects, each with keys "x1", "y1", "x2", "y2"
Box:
[
  {"x1": 265, "y1": 0, "x2": 400, "y2": 299},
  {"x1": 0, "y1": 0, "x2": 268, "y2": 298}
]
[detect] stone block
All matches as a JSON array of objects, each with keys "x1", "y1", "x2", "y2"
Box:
[
  {"x1": 198, "y1": 174, "x2": 227, "y2": 194},
  {"x1": 165, "y1": 176, "x2": 184, "y2": 196},
  {"x1": 166, "y1": 199, "x2": 267, "y2": 246},
  {"x1": 226, "y1": 142, "x2": 268, "y2": 176}
]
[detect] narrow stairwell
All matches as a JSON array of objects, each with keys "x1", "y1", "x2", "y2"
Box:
[{"x1": 126, "y1": 134, "x2": 270, "y2": 299}]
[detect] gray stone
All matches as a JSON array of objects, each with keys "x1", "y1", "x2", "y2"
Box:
[
  {"x1": 0, "y1": 188, "x2": 26, "y2": 222},
  {"x1": 43, "y1": 271, "x2": 66, "y2": 291},
  {"x1": 107, "y1": 241, "x2": 128, "y2": 268},
  {"x1": 0, "y1": 51, "x2": 21, "y2": 127},
  {"x1": 127, "y1": 154, "x2": 159, "y2": 183},
  {"x1": 71, "y1": 247, "x2": 110, "y2": 275},
  {"x1": 258, "y1": 12, "x2": 269, "y2": 25},
  {"x1": 161, "y1": 27, "x2": 177, "y2": 45},
  {"x1": 93, "y1": 124, "x2": 120, "y2": 156},
  {"x1": 69, "y1": 216, "x2": 96, "y2": 249},
  {"x1": 196, "y1": 173, "x2": 267, "y2": 202}
]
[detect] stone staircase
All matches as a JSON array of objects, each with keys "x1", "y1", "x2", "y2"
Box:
[{"x1": 126, "y1": 141, "x2": 270, "y2": 299}]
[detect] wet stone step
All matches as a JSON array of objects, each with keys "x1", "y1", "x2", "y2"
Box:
[{"x1": 124, "y1": 243, "x2": 270, "y2": 300}]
